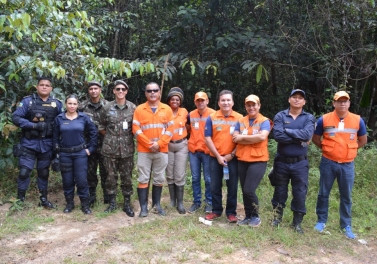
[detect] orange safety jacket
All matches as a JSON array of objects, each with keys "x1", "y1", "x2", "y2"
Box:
[
  {"x1": 321, "y1": 111, "x2": 360, "y2": 162},
  {"x1": 188, "y1": 107, "x2": 215, "y2": 154},
  {"x1": 170, "y1": 107, "x2": 188, "y2": 141},
  {"x1": 236, "y1": 113, "x2": 272, "y2": 162},
  {"x1": 132, "y1": 101, "x2": 174, "y2": 153},
  {"x1": 208, "y1": 110, "x2": 242, "y2": 157}
]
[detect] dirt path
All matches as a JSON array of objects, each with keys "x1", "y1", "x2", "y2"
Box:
[{"x1": 0, "y1": 200, "x2": 376, "y2": 264}]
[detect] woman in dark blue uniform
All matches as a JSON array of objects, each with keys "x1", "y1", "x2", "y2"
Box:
[{"x1": 53, "y1": 94, "x2": 97, "y2": 214}]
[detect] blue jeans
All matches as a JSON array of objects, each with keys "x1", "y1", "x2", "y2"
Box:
[
  {"x1": 316, "y1": 156, "x2": 355, "y2": 228},
  {"x1": 210, "y1": 157, "x2": 238, "y2": 216},
  {"x1": 60, "y1": 149, "x2": 89, "y2": 198},
  {"x1": 271, "y1": 158, "x2": 309, "y2": 213},
  {"x1": 189, "y1": 152, "x2": 212, "y2": 205}
]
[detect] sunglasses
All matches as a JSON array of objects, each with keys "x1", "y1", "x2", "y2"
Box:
[
  {"x1": 115, "y1": 87, "x2": 127, "y2": 92},
  {"x1": 146, "y1": 89, "x2": 159, "y2": 93}
]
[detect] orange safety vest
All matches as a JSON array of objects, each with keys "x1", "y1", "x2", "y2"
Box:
[
  {"x1": 236, "y1": 113, "x2": 272, "y2": 162},
  {"x1": 132, "y1": 102, "x2": 174, "y2": 153},
  {"x1": 321, "y1": 111, "x2": 360, "y2": 162},
  {"x1": 188, "y1": 107, "x2": 215, "y2": 154},
  {"x1": 170, "y1": 107, "x2": 188, "y2": 141},
  {"x1": 208, "y1": 110, "x2": 243, "y2": 157}
]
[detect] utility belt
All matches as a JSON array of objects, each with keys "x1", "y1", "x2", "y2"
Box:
[
  {"x1": 170, "y1": 137, "x2": 187, "y2": 144},
  {"x1": 23, "y1": 126, "x2": 53, "y2": 139},
  {"x1": 59, "y1": 144, "x2": 87, "y2": 153},
  {"x1": 276, "y1": 155, "x2": 307, "y2": 164},
  {"x1": 13, "y1": 144, "x2": 36, "y2": 158}
]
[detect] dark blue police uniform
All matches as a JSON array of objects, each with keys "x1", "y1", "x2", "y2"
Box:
[
  {"x1": 271, "y1": 108, "x2": 315, "y2": 227},
  {"x1": 53, "y1": 112, "x2": 97, "y2": 212},
  {"x1": 12, "y1": 93, "x2": 63, "y2": 207}
]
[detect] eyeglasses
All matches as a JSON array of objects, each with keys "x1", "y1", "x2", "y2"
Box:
[
  {"x1": 146, "y1": 89, "x2": 160, "y2": 93},
  {"x1": 115, "y1": 87, "x2": 127, "y2": 92}
]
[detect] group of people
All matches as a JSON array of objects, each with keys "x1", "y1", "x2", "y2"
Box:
[{"x1": 12, "y1": 77, "x2": 367, "y2": 240}]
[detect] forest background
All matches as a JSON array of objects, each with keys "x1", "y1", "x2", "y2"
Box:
[{"x1": 0, "y1": 1, "x2": 377, "y2": 263}]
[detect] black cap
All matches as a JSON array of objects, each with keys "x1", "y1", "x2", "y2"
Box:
[
  {"x1": 290, "y1": 89, "x2": 306, "y2": 99},
  {"x1": 167, "y1": 87, "x2": 184, "y2": 101}
]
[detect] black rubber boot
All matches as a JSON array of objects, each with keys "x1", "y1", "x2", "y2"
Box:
[
  {"x1": 123, "y1": 195, "x2": 135, "y2": 217},
  {"x1": 168, "y1": 184, "x2": 176, "y2": 207},
  {"x1": 272, "y1": 205, "x2": 284, "y2": 227},
  {"x1": 17, "y1": 189, "x2": 26, "y2": 202},
  {"x1": 291, "y1": 212, "x2": 304, "y2": 234},
  {"x1": 80, "y1": 197, "x2": 92, "y2": 214},
  {"x1": 104, "y1": 194, "x2": 117, "y2": 213},
  {"x1": 137, "y1": 188, "x2": 149, "y2": 217},
  {"x1": 89, "y1": 187, "x2": 97, "y2": 207},
  {"x1": 39, "y1": 189, "x2": 56, "y2": 209},
  {"x1": 63, "y1": 195, "x2": 75, "y2": 213},
  {"x1": 152, "y1": 185, "x2": 166, "y2": 216},
  {"x1": 175, "y1": 184, "x2": 186, "y2": 214}
]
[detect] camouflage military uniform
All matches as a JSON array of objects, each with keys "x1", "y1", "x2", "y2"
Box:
[
  {"x1": 79, "y1": 98, "x2": 108, "y2": 200},
  {"x1": 98, "y1": 100, "x2": 136, "y2": 197}
]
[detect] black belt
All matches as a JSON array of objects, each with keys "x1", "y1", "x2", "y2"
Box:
[
  {"x1": 276, "y1": 155, "x2": 307, "y2": 164},
  {"x1": 170, "y1": 138, "x2": 186, "y2": 144},
  {"x1": 59, "y1": 144, "x2": 87, "y2": 153}
]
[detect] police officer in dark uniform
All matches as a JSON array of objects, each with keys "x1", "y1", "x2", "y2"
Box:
[
  {"x1": 12, "y1": 77, "x2": 63, "y2": 208},
  {"x1": 79, "y1": 81, "x2": 109, "y2": 206},
  {"x1": 53, "y1": 94, "x2": 97, "y2": 214}
]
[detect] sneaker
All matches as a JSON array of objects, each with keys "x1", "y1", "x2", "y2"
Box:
[
  {"x1": 188, "y1": 203, "x2": 201, "y2": 213},
  {"x1": 227, "y1": 214, "x2": 238, "y2": 223},
  {"x1": 343, "y1": 225, "x2": 356, "y2": 239},
  {"x1": 249, "y1": 217, "x2": 261, "y2": 227},
  {"x1": 205, "y1": 212, "x2": 221, "y2": 221},
  {"x1": 204, "y1": 203, "x2": 212, "y2": 214},
  {"x1": 237, "y1": 217, "x2": 251, "y2": 226},
  {"x1": 314, "y1": 222, "x2": 326, "y2": 233}
]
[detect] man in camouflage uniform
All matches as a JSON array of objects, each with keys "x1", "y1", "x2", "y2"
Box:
[
  {"x1": 78, "y1": 81, "x2": 109, "y2": 206},
  {"x1": 98, "y1": 80, "x2": 136, "y2": 217}
]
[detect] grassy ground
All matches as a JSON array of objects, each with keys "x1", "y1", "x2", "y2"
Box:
[{"x1": 0, "y1": 143, "x2": 376, "y2": 263}]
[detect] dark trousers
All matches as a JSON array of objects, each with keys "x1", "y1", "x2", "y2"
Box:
[
  {"x1": 87, "y1": 151, "x2": 107, "y2": 190},
  {"x1": 271, "y1": 159, "x2": 309, "y2": 214},
  {"x1": 18, "y1": 148, "x2": 52, "y2": 191},
  {"x1": 209, "y1": 157, "x2": 238, "y2": 216},
  {"x1": 238, "y1": 161, "x2": 267, "y2": 218},
  {"x1": 60, "y1": 150, "x2": 89, "y2": 198}
]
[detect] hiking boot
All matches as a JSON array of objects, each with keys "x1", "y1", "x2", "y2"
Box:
[
  {"x1": 63, "y1": 195, "x2": 75, "y2": 213},
  {"x1": 343, "y1": 225, "x2": 356, "y2": 239},
  {"x1": 80, "y1": 197, "x2": 92, "y2": 214},
  {"x1": 249, "y1": 217, "x2": 261, "y2": 227},
  {"x1": 272, "y1": 205, "x2": 283, "y2": 227},
  {"x1": 123, "y1": 195, "x2": 134, "y2": 217},
  {"x1": 188, "y1": 203, "x2": 201, "y2": 213},
  {"x1": 89, "y1": 187, "x2": 97, "y2": 207},
  {"x1": 38, "y1": 189, "x2": 56, "y2": 209},
  {"x1": 291, "y1": 212, "x2": 304, "y2": 234},
  {"x1": 314, "y1": 222, "x2": 326, "y2": 233},
  {"x1": 104, "y1": 194, "x2": 117, "y2": 213}
]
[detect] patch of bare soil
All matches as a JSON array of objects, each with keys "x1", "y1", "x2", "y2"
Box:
[{"x1": 0, "y1": 195, "x2": 376, "y2": 264}]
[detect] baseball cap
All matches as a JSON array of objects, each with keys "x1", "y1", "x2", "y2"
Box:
[
  {"x1": 290, "y1": 89, "x2": 306, "y2": 99},
  {"x1": 245, "y1": 94, "x2": 260, "y2": 104},
  {"x1": 194, "y1": 91, "x2": 208, "y2": 101},
  {"x1": 333, "y1": 91, "x2": 350, "y2": 101}
]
